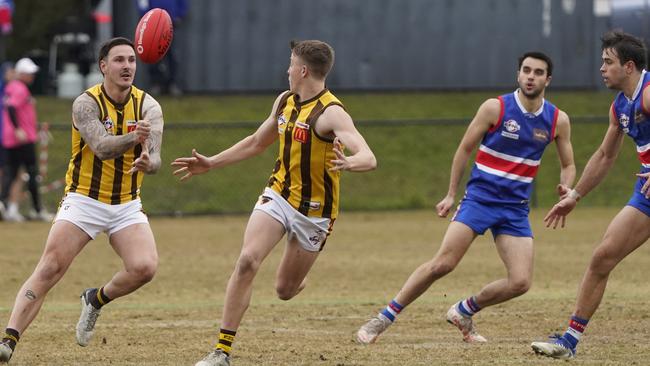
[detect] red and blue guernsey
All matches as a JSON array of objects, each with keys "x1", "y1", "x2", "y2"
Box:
[
  {"x1": 612, "y1": 70, "x2": 650, "y2": 211},
  {"x1": 465, "y1": 90, "x2": 559, "y2": 205}
]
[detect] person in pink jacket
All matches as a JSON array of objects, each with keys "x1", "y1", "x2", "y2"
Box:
[{"x1": 0, "y1": 57, "x2": 49, "y2": 221}]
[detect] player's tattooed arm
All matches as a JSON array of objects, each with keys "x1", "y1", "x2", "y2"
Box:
[
  {"x1": 140, "y1": 95, "x2": 164, "y2": 174},
  {"x1": 72, "y1": 94, "x2": 140, "y2": 160}
]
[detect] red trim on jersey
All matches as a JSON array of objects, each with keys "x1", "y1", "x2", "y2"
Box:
[
  {"x1": 551, "y1": 107, "x2": 559, "y2": 140},
  {"x1": 476, "y1": 150, "x2": 539, "y2": 178},
  {"x1": 488, "y1": 96, "x2": 505, "y2": 133},
  {"x1": 638, "y1": 149, "x2": 650, "y2": 164},
  {"x1": 611, "y1": 102, "x2": 617, "y2": 122},
  {"x1": 641, "y1": 81, "x2": 650, "y2": 115}
]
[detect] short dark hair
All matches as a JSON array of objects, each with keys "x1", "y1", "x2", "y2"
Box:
[
  {"x1": 518, "y1": 51, "x2": 553, "y2": 77},
  {"x1": 601, "y1": 30, "x2": 647, "y2": 71},
  {"x1": 290, "y1": 39, "x2": 335, "y2": 79},
  {"x1": 98, "y1": 37, "x2": 135, "y2": 64}
]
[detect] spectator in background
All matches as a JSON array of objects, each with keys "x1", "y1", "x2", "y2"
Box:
[
  {"x1": 136, "y1": 0, "x2": 187, "y2": 96},
  {"x1": 0, "y1": 62, "x2": 6, "y2": 202},
  {"x1": 0, "y1": 61, "x2": 24, "y2": 222},
  {"x1": 0, "y1": 58, "x2": 51, "y2": 222}
]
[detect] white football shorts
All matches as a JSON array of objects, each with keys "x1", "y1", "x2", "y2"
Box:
[
  {"x1": 254, "y1": 187, "x2": 333, "y2": 252},
  {"x1": 54, "y1": 192, "x2": 149, "y2": 239}
]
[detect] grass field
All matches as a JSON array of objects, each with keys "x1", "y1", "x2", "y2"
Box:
[{"x1": 1, "y1": 208, "x2": 649, "y2": 365}]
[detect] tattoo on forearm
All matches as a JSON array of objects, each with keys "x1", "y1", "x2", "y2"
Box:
[
  {"x1": 25, "y1": 290, "x2": 37, "y2": 300},
  {"x1": 73, "y1": 95, "x2": 137, "y2": 160}
]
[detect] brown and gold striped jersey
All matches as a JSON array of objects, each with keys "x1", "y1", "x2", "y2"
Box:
[
  {"x1": 268, "y1": 89, "x2": 344, "y2": 219},
  {"x1": 64, "y1": 84, "x2": 146, "y2": 204}
]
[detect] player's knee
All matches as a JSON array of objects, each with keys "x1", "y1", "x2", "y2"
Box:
[
  {"x1": 130, "y1": 260, "x2": 157, "y2": 284},
  {"x1": 35, "y1": 252, "x2": 67, "y2": 282},
  {"x1": 508, "y1": 277, "x2": 531, "y2": 296},
  {"x1": 275, "y1": 284, "x2": 297, "y2": 301},
  {"x1": 235, "y1": 252, "x2": 261, "y2": 277},
  {"x1": 427, "y1": 259, "x2": 456, "y2": 278},
  {"x1": 589, "y1": 246, "x2": 617, "y2": 275}
]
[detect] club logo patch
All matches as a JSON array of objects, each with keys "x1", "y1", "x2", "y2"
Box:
[
  {"x1": 278, "y1": 115, "x2": 287, "y2": 134},
  {"x1": 619, "y1": 113, "x2": 630, "y2": 133},
  {"x1": 308, "y1": 229, "x2": 326, "y2": 246},
  {"x1": 501, "y1": 119, "x2": 520, "y2": 140},
  {"x1": 533, "y1": 128, "x2": 550, "y2": 142},
  {"x1": 103, "y1": 117, "x2": 114, "y2": 134},
  {"x1": 258, "y1": 195, "x2": 272, "y2": 205}
]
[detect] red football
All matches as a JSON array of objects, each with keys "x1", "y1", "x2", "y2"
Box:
[{"x1": 134, "y1": 8, "x2": 173, "y2": 64}]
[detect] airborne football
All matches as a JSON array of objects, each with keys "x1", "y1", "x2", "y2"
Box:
[{"x1": 134, "y1": 8, "x2": 173, "y2": 64}]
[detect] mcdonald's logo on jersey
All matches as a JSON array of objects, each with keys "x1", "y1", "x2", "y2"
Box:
[
  {"x1": 126, "y1": 120, "x2": 137, "y2": 133},
  {"x1": 293, "y1": 121, "x2": 310, "y2": 143}
]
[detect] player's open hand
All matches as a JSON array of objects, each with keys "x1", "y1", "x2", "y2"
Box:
[
  {"x1": 127, "y1": 141, "x2": 151, "y2": 174},
  {"x1": 637, "y1": 171, "x2": 650, "y2": 198},
  {"x1": 134, "y1": 120, "x2": 151, "y2": 144},
  {"x1": 435, "y1": 195, "x2": 455, "y2": 218},
  {"x1": 543, "y1": 197, "x2": 577, "y2": 229},
  {"x1": 171, "y1": 149, "x2": 212, "y2": 181},
  {"x1": 329, "y1": 137, "x2": 350, "y2": 171}
]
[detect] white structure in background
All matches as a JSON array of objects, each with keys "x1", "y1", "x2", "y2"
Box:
[{"x1": 57, "y1": 63, "x2": 84, "y2": 99}]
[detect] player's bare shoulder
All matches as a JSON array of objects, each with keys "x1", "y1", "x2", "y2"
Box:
[
  {"x1": 479, "y1": 97, "x2": 503, "y2": 117},
  {"x1": 556, "y1": 109, "x2": 570, "y2": 127},
  {"x1": 319, "y1": 104, "x2": 351, "y2": 125},
  {"x1": 72, "y1": 93, "x2": 101, "y2": 127},
  {"x1": 142, "y1": 93, "x2": 164, "y2": 127},
  {"x1": 270, "y1": 90, "x2": 292, "y2": 114}
]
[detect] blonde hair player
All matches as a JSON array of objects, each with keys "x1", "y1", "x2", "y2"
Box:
[{"x1": 172, "y1": 39, "x2": 376, "y2": 366}]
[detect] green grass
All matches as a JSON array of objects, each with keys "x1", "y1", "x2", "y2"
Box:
[
  {"x1": 1, "y1": 209, "x2": 649, "y2": 365},
  {"x1": 32, "y1": 90, "x2": 633, "y2": 215}
]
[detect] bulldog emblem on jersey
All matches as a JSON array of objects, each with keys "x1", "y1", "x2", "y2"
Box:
[
  {"x1": 277, "y1": 115, "x2": 287, "y2": 134},
  {"x1": 293, "y1": 121, "x2": 310, "y2": 144},
  {"x1": 501, "y1": 119, "x2": 520, "y2": 140},
  {"x1": 103, "y1": 116, "x2": 114, "y2": 135},
  {"x1": 619, "y1": 113, "x2": 630, "y2": 133}
]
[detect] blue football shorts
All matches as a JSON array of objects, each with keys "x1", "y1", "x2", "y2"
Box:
[
  {"x1": 452, "y1": 198, "x2": 532, "y2": 238},
  {"x1": 626, "y1": 190, "x2": 650, "y2": 217}
]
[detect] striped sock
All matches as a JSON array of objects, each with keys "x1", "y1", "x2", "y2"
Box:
[
  {"x1": 89, "y1": 287, "x2": 112, "y2": 309},
  {"x1": 562, "y1": 315, "x2": 589, "y2": 348},
  {"x1": 2, "y1": 328, "x2": 19, "y2": 351},
  {"x1": 215, "y1": 328, "x2": 236, "y2": 356},
  {"x1": 457, "y1": 296, "x2": 481, "y2": 317},
  {"x1": 380, "y1": 299, "x2": 404, "y2": 322}
]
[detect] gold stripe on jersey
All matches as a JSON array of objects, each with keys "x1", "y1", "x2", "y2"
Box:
[
  {"x1": 64, "y1": 84, "x2": 146, "y2": 204},
  {"x1": 268, "y1": 89, "x2": 344, "y2": 219}
]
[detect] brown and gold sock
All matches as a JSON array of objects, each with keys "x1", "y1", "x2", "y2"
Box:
[
  {"x1": 215, "y1": 328, "x2": 236, "y2": 356},
  {"x1": 2, "y1": 328, "x2": 20, "y2": 351}
]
